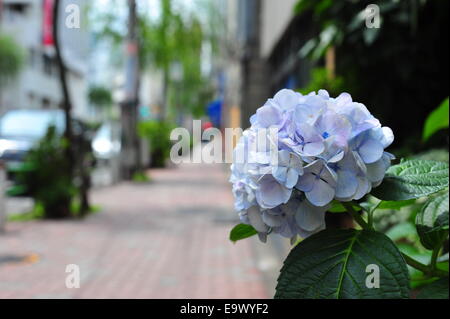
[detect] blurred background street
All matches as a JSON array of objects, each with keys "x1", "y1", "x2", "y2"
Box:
[
  {"x1": 0, "y1": 0, "x2": 448, "y2": 299},
  {"x1": 0, "y1": 158, "x2": 288, "y2": 298}
]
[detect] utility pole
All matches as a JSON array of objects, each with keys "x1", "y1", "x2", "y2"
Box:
[{"x1": 120, "y1": 0, "x2": 141, "y2": 179}]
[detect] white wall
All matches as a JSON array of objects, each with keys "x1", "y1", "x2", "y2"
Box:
[
  {"x1": 0, "y1": 0, "x2": 89, "y2": 119},
  {"x1": 260, "y1": 0, "x2": 298, "y2": 58}
]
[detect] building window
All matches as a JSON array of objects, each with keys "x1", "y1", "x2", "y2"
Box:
[
  {"x1": 42, "y1": 97, "x2": 51, "y2": 109},
  {"x1": 3, "y1": 3, "x2": 27, "y2": 22},
  {"x1": 42, "y1": 54, "x2": 56, "y2": 76},
  {"x1": 28, "y1": 92, "x2": 35, "y2": 108},
  {"x1": 29, "y1": 48, "x2": 37, "y2": 68}
]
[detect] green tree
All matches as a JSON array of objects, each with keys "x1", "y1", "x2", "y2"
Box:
[
  {"x1": 0, "y1": 34, "x2": 24, "y2": 87},
  {"x1": 0, "y1": 34, "x2": 25, "y2": 108},
  {"x1": 88, "y1": 86, "x2": 113, "y2": 108},
  {"x1": 88, "y1": 86, "x2": 113, "y2": 119},
  {"x1": 94, "y1": 0, "x2": 216, "y2": 121}
]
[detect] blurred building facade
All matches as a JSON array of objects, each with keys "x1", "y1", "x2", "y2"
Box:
[
  {"x1": 0, "y1": 0, "x2": 89, "y2": 119},
  {"x1": 222, "y1": 0, "x2": 314, "y2": 129}
]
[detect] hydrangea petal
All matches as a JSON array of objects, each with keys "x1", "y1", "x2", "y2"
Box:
[
  {"x1": 296, "y1": 173, "x2": 315, "y2": 192},
  {"x1": 353, "y1": 176, "x2": 372, "y2": 200},
  {"x1": 295, "y1": 200, "x2": 326, "y2": 232},
  {"x1": 285, "y1": 168, "x2": 300, "y2": 189},
  {"x1": 256, "y1": 102, "x2": 282, "y2": 128},
  {"x1": 274, "y1": 89, "x2": 301, "y2": 111},
  {"x1": 247, "y1": 206, "x2": 269, "y2": 233},
  {"x1": 335, "y1": 170, "x2": 358, "y2": 199},
  {"x1": 262, "y1": 210, "x2": 284, "y2": 227},
  {"x1": 306, "y1": 179, "x2": 335, "y2": 207},
  {"x1": 302, "y1": 142, "x2": 325, "y2": 157},
  {"x1": 272, "y1": 166, "x2": 288, "y2": 184},
  {"x1": 359, "y1": 138, "x2": 384, "y2": 164},
  {"x1": 366, "y1": 158, "x2": 387, "y2": 183},
  {"x1": 335, "y1": 92, "x2": 353, "y2": 107},
  {"x1": 256, "y1": 175, "x2": 292, "y2": 209}
]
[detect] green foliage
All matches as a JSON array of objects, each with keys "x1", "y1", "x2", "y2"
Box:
[
  {"x1": 0, "y1": 34, "x2": 25, "y2": 87},
  {"x1": 232, "y1": 158, "x2": 449, "y2": 299},
  {"x1": 386, "y1": 222, "x2": 417, "y2": 242},
  {"x1": 423, "y1": 98, "x2": 449, "y2": 142},
  {"x1": 329, "y1": 201, "x2": 361, "y2": 213},
  {"x1": 9, "y1": 123, "x2": 97, "y2": 219},
  {"x1": 297, "y1": 68, "x2": 345, "y2": 98},
  {"x1": 229, "y1": 224, "x2": 258, "y2": 243},
  {"x1": 94, "y1": 0, "x2": 217, "y2": 119},
  {"x1": 416, "y1": 278, "x2": 449, "y2": 299},
  {"x1": 7, "y1": 203, "x2": 45, "y2": 222},
  {"x1": 132, "y1": 171, "x2": 151, "y2": 183},
  {"x1": 413, "y1": 149, "x2": 449, "y2": 163},
  {"x1": 8, "y1": 202, "x2": 101, "y2": 222},
  {"x1": 88, "y1": 86, "x2": 113, "y2": 108},
  {"x1": 138, "y1": 120, "x2": 175, "y2": 168},
  {"x1": 416, "y1": 192, "x2": 449, "y2": 250},
  {"x1": 372, "y1": 160, "x2": 449, "y2": 201},
  {"x1": 378, "y1": 199, "x2": 417, "y2": 210},
  {"x1": 138, "y1": 0, "x2": 214, "y2": 118},
  {"x1": 294, "y1": 0, "x2": 449, "y2": 147},
  {"x1": 275, "y1": 229, "x2": 410, "y2": 299},
  {"x1": 13, "y1": 126, "x2": 75, "y2": 219}
]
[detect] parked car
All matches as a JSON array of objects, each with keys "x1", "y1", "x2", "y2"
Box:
[
  {"x1": 0, "y1": 109, "x2": 65, "y2": 171},
  {"x1": 0, "y1": 109, "x2": 91, "y2": 179},
  {"x1": 0, "y1": 109, "x2": 122, "y2": 187}
]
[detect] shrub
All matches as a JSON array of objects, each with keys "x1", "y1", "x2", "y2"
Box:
[
  {"x1": 9, "y1": 122, "x2": 98, "y2": 219},
  {"x1": 138, "y1": 120, "x2": 175, "y2": 168},
  {"x1": 13, "y1": 126, "x2": 75, "y2": 219}
]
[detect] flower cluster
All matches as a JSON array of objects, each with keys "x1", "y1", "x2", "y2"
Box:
[{"x1": 230, "y1": 89, "x2": 394, "y2": 242}]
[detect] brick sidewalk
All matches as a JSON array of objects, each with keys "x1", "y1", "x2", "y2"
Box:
[{"x1": 0, "y1": 163, "x2": 271, "y2": 298}]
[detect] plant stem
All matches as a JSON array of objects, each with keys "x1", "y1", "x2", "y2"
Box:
[
  {"x1": 401, "y1": 253, "x2": 429, "y2": 274},
  {"x1": 343, "y1": 202, "x2": 369, "y2": 229},
  {"x1": 368, "y1": 199, "x2": 382, "y2": 229},
  {"x1": 430, "y1": 246, "x2": 441, "y2": 272},
  {"x1": 402, "y1": 252, "x2": 448, "y2": 278}
]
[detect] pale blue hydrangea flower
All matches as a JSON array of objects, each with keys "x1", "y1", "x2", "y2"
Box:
[{"x1": 230, "y1": 89, "x2": 394, "y2": 241}]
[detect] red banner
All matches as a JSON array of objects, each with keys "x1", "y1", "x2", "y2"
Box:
[{"x1": 42, "y1": 0, "x2": 54, "y2": 46}]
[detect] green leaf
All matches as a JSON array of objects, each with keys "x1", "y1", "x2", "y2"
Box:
[
  {"x1": 275, "y1": 229, "x2": 410, "y2": 299},
  {"x1": 294, "y1": 0, "x2": 315, "y2": 15},
  {"x1": 437, "y1": 261, "x2": 449, "y2": 272},
  {"x1": 423, "y1": 98, "x2": 449, "y2": 142},
  {"x1": 229, "y1": 224, "x2": 258, "y2": 243},
  {"x1": 416, "y1": 278, "x2": 449, "y2": 299},
  {"x1": 378, "y1": 199, "x2": 416, "y2": 210},
  {"x1": 372, "y1": 160, "x2": 449, "y2": 201},
  {"x1": 416, "y1": 192, "x2": 449, "y2": 250}
]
